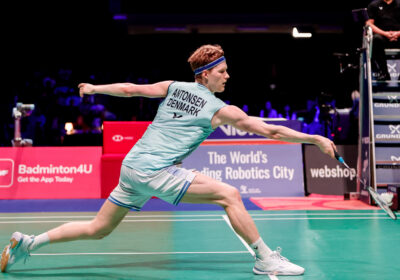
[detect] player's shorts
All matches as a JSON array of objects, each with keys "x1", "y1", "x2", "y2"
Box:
[{"x1": 108, "y1": 164, "x2": 196, "y2": 211}]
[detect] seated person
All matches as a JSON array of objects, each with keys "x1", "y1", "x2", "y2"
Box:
[{"x1": 366, "y1": 0, "x2": 400, "y2": 80}]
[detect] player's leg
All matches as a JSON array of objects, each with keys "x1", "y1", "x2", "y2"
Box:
[
  {"x1": 181, "y1": 172, "x2": 305, "y2": 275},
  {"x1": 1, "y1": 200, "x2": 129, "y2": 272},
  {"x1": 181, "y1": 172, "x2": 260, "y2": 245},
  {"x1": 372, "y1": 34, "x2": 390, "y2": 80},
  {"x1": 48, "y1": 200, "x2": 129, "y2": 243}
]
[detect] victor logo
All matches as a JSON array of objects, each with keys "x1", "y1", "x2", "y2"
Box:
[
  {"x1": 389, "y1": 125, "x2": 400, "y2": 134},
  {"x1": 387, "y1": 96, "x2": 398, "y2": 103},
  {"x1": 219, "y1": 125, "x2": 255, "y2": 136},
  {"x1": 388, "y1": 63, "x2": 397, "y2": 73},
  {"x1": 173, "y1": 112, "x2": 183, "y2": 118}
]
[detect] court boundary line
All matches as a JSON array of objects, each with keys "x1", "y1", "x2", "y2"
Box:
[
  {"x1": 32, "y1": 251, "x2": 249, "y2": 256},
  {"x1": 222, "y1": 215, "x2": 279, "y2": 280},
  {"x1": 0, "y1": 212, "x2": 390, "y2": 219},
  {"x1": 0, "y1": 216, "x2": 394, "y2": 224},
  {"x1": 222, "y1": 215, "x2": 255, "y2": 257}
]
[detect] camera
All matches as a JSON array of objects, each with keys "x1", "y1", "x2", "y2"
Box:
[
  {"x1": 13, "y1": 103, "x2": 35, "y2": 119},
  {"x1": 12, "y1": 103, "x2": 35, "y2": 147}
]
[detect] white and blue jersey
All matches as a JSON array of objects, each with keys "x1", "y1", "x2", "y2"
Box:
[{"x1": 122, "y1": 81, "x2": 227, "y2": 174}]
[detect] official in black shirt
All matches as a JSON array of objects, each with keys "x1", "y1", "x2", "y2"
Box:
[{"x1": 367, "y1": 0, "x2": 400, "y2": 80}]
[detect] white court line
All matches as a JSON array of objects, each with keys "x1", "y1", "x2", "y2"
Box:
[
  {"x1": 0, "y1": 216, "x2": 393, "y2": 224},
  {"x1": 222, "y1": 215, "x2": 277, "y2": 280},
  {"x1": 250, "y1": 212, "x2": 387, "y2": 216},
  {"x1": 0, "y1": 214, "x2": 224, "y2": 219},
  {"x1": 32, "y1": 251, "x2": 249, "y2": 256},
  {"x1": 0, "y1": 212, "x2": 388, "y2": 219},
  {"x1": 253, "y1": 216, "x2": 395, "y2": 221},
  {"x1": 0, "y1": 216, "x2": 394, "y2": 224},
  {"x1": 222, "y1": 215, "x2": 255, "y2": 258},
  {"x1": 0, "y1": 218, "x2": 224, "y2": 224}
]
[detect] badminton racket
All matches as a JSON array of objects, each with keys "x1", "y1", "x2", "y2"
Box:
[{"x1": 334, "y1": 150, "x2": 397, "y2": 220}]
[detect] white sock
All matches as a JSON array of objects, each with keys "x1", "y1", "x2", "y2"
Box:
[
  {"x1": 250, "y1": 237, "x2": 272, "y2": 260},
  {"x1": 28, "y1": 233, "x2": 50, "y2": 252}
]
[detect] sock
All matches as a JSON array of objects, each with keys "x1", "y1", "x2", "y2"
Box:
[
  {"x1": 28, "y1": 233, "x2": 50, "y2": 252},
  {"x1": 250, "y1": 237, "x2": 272, "y2": 260}
]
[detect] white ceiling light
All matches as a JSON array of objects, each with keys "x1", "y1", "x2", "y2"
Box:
[{"x1": 292, "y1": 27, "x2": 312, "y2": 38}]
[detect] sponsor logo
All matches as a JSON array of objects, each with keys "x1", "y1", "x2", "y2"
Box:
[
  {"x1": 112, "y1": 134, "x2": 124, "y2": 142},
  {"x1": 239, "y1": 185, "x2": 261, "y2": 194},
  {"x1": 387, "y1": 62, "x2": 400, "y2": 78},
  {"x1": 112, "y1": 134, "x2": 134, "y2": 142},
  {"x1": 391, "y1": 156, "x2": 400, "y2": 161},
  {"x1": 173, "y1": 112, "x2": 183, "y2": 119},
  {"x1": 387, "y1": 96, "x2": 399, "y2": 103},
  {"x1": 374, "y1": 103, "x2": 400, "y2": 108},
  {"x1": 388, "y1": 63, "x2": 397, "y2": 73},
  {"x1": 219, "y1": 125, "x2": 255, "y2": 136},
  {"x1": 0, "y1": 159, "x2": 14, "y2": 188},
  {"x1": 376, "y1": 125, "x2": 400, "y2": 140},
  {"x1": 389, "y1": 125, "x2": 400, "y2": 134},
  {"x1": 309, "y1": 165, "x2": 356, "y2": 180}
]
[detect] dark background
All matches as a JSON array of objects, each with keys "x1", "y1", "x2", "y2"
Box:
[{"x1": 2, "y1": 0, "x2": 374, "y2": 146}]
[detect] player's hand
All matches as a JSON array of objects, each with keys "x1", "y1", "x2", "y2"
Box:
[
  {"x1": 78, "y1": 83, "x2": 96, "y2": 97},
  {"x1": 385, "y1": 31, "x2": 394, "y2": 40},
  {"x1": 390, "y1": 31, "x2": 400, "y2": 41},
  {"x1": 315, "y1": 135, "x2": 337, "y2": 159}
]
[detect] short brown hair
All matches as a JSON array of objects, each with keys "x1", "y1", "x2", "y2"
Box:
[{"x1": 188, "y1": 44, "x2": 224, "y2": 73}]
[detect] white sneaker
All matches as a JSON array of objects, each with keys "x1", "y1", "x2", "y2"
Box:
[
  {"x1": 1, "y1": 232, "x2": 34, "y2": 272},
  {"x1": 253, "y1": 247, "x2": 305, "y2": 275}
]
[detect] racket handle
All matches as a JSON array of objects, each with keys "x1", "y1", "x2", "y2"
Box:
[
  {"x1": 334, "y1": 150, "x2": 343, "y2": 162},
  {"x1": 334, "y1": 150, "x2": 350, "y2": 169}
]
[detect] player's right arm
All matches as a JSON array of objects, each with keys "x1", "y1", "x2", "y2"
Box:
[
  {"x1": 78, "y1": 81, "x2": 173, "y2": 98},
  {"x1": 212, "y1": 105, "x2": 336, "y2": 159}
]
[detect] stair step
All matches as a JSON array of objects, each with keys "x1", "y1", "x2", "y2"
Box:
[
  {"x1": 374, "y1": 122, "x2": 400, "y2": 144},
  {"x1": 372, "y1": 81, "x2": 400, "y2": 92},
  {"x1": 373, "y1": 115, "x2": 400, "y2": 122},
  {"x1": 375, "y1": 147, "x2": 400, "y2": 161},
  {"x1": 376, "y1": 161, "x2": 400, "y2": 166},
  {"x1": 373, "y1": 92, "x2": 400, "y2": 98}
]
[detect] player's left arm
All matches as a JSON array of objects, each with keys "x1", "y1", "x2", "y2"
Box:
[
  {"x1": 212, "y1": 105, "x2": 336, "y2": 158},
  {"x1": 78, "y1": 81, "x2": 173, "y2": 98}
]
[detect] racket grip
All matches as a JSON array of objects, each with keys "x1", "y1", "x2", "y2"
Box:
[
  {"x1": 334, "y1": 150, "x2": 343, "y2": 163},
  {"x1": 334, "y1": 150, "x2": 350, "y2": 168}
]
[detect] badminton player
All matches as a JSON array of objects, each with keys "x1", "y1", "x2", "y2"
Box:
[{"x1": 1, "y1": 44, "x2": 336, "y2": 276}]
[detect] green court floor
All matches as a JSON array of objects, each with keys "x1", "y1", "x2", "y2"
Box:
[{"x1": 0, "y1": 210, "x2": 399, "y2": 279}]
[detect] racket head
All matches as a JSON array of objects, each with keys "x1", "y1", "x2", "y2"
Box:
[{"x1": 368, "y1": 187, "x2": 397, "y2": 220}]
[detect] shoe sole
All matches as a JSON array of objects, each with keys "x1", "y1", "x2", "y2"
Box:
[
  {"x1": 1, "y1": 236, "x2": 20, "y2": 272},
  {"x1": 253, "y1": 267, "x2": 305, "y2": 276}
]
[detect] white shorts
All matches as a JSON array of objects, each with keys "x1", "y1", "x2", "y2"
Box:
[{"x1": 108, "y1": 164, "x2": 196, "y2": 211}]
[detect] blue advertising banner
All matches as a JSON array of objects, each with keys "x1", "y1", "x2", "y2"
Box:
[
  {"x1": 373, "y1": 94, "x2": 400, "y2": 116},
  {"x1": 374, "y1": 122, "x2": 400, "y2": 144},
  {"x1": 182, "y1": 143, "x2": 304, "y2": 198},
  {"x1": 375, "y1": 147, "x2": 400, "y2": 161}
]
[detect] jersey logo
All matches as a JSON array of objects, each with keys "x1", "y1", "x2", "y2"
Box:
[{"x1": 173, "y1": 113, "x2": 183, "y2": 119}]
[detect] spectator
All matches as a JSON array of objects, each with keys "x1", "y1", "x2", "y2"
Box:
[
  {"x1": 279, "y1": 104, "x2": 297, "y2": 120},
  {"x1": 259, "y1": 101, "x2": 278, "y2": 118},
  {"x1": 242, "y1": 104, "x2": 249, "y2": 114}
]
